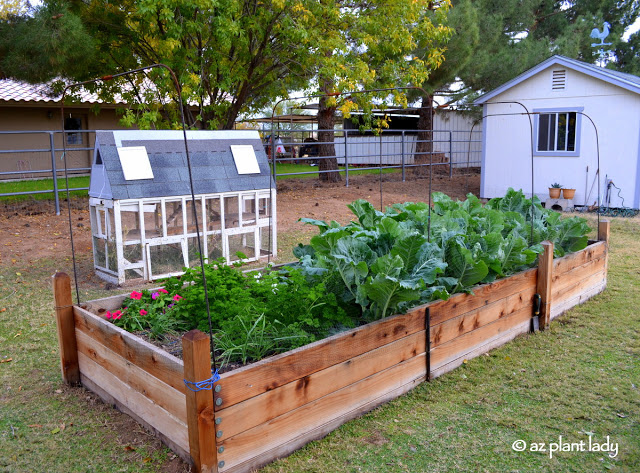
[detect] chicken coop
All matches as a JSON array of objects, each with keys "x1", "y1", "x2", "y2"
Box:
[{"x1": 88, "y1": 130, "x2": 276, "y2": 285}]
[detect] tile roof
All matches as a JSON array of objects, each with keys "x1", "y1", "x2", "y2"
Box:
[{"x1": 0, "y1": 79, "x2": 126, "y2": 105}]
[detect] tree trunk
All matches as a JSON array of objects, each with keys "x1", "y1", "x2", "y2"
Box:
[
  {"x1": 317, "y1": 77, "x2": 341, "y2": 183},
  {"x1": 413, "y1": 95, "x2": 433, "y2": 176}
]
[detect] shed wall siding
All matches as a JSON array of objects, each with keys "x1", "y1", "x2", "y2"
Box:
[{"x1": 482, "y1": 67, "x2": 640, "y2": 208}]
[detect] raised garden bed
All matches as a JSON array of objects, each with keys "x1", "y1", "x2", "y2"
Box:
[{"x1": 53, "y1": 221, "x2": 610, "y2": 473}]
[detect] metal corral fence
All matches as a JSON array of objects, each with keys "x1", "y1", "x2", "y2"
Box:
[
  {"x1": 0, "y1": 128, "x2": 482, "y2": 213},
  {"x1": 266, "y1": 128, "x2": 482, "y2": 185},
  {"x1": 0, "y1": 130, "x2": 96, "y2": 214}
]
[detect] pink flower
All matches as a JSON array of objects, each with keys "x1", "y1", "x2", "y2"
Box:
[
  {"x1": 104, "y1": 311, "x2": 112, "y2": 320},
  {"x1": 173, "y1": 294, "x2": 183, "y2": 302},
  {"x1": 140, "y1": 309, "x2": 148, "y2": 316},
  {"x1": 158, "y1": 289, "x2": 168, "y2": 294},
  {"x1": 130, "y1": 291, "x2": 142, "y2": 300},
  {"x1": 112, "y1": 310, "x2": 122, "y2": 320},
  {"x1": 151, "y1": 292, "x2": 159, "y2": 300}
]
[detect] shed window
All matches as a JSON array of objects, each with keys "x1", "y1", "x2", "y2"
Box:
[{"x1": 534, "y1": 109, "x2": 581, "y2": 157}]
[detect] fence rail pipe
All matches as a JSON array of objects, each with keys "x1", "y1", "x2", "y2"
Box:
[{"x1": 50, "y1": 132, "x2": 60, "y2": 214}]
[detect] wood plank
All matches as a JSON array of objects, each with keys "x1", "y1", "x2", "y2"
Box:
[
  {"x1": 73, "y1": 306, "x2": 186, "y2": 395},
  {"x1": 77, "y1": 352, "x2": 189, "y2": 453},
  {"x1": 552, "y1": 241, "x2": 606, "y2": 276},
  {"x1": 53, "y1": 272, "x2": 80, "y2": 385},
  {"x1": 182, "y1": 330, "x2": 217, "y2": 473},
  {"x1": 552, "y1": 268, "x2": 606, "y2": 303},
  {"x1": 430, "y1": 286, "x2": 534, "y2": 348},
  {"x1": 430, "y1": 318, "x2": 531, "y2": 379},
  {"x1": 222, "y1": 376, "x2": 424, "y2": 473},
  {"x1": 215, "y1": 307, "x2": 426, "y2": 410},
  {"x1": 551, "y1": 270, "x2": 606, "y2": 311},
  {"x1": 550, "y1": 280, "x2": 607, "y2": 320},
  {"x1": 428, "y1": 268, "x2": 537, "y2": 326},
  {"x1": 80, "y1": 375, "x2": 192, "y2": 465},
  {"x1": 217, "y1": 354, "x2": 426, "y2": 472},
  {"x1": 75, "y1": 330, "x2": 186, "y2": 420},
  {"x1": 537, "y1": 241, "x2": 554, "y2": 330},
  {"x1": 216, "y1": 330, "x2": 426, "y2": 442},
  {"x1": 430, "y1": 306, "x2": 532, "y2": 370},
  {"x1": 551, "y1": 255, "x2": 606, "y2": 295},
  {"x1": 80, "y1": 293, "x2": 129, "y2": 313}
]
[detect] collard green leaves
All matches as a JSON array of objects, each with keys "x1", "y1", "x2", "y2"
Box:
[{"x1": 295, "y1": 189, "x2": 591, "y2": 320}]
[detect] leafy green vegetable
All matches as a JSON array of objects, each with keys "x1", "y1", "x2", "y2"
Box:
[{"x1": 295, "y1": 189, "x2": 591, "y2": 320}]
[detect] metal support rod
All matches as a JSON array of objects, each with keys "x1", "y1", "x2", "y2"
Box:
[
  {"x1": 344, "y1": 129, "x2": 349, "y2": 187},
  {"x1": 59, "y1": 64, "x2": 219, "y2": 378},
  {"x1": 50, "y1": 132, "x2": 60, "y2": 215},
  {"x1": 449, "y1": 131, "x2": 453, "y2": 179},
  {"x1": 426, "y1": 307, "x2": 431, "y2": 382},
  {"x1": 401, "y1": 130, "x2": 406, "y2": 182}
]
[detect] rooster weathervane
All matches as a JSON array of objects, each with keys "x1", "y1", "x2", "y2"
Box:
[{"x1": 590, "y1": 22, "x2": 612, "y2": 65}]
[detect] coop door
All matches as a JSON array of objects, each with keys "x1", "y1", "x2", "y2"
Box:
[{"x1": 145, "y1": 239, "x2": 189, "y2": 280}]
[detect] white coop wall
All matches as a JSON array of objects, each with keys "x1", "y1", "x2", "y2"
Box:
[{"x1": 90, "y1": 189, "x2": 276, "y2": 285}]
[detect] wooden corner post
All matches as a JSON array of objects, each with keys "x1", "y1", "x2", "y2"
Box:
[
  {"x1": 53, "y1": 272, "x2": 80, "y2": 385},
  {"x1": 537, "y1": 241, "x2": 554, "y2": 330},
  {"x1": 598, "y1": 219, "x2": 610, "y2": 244},
  {"x1": 182, "y1": 330, "x2": 218, "y2": 473}
]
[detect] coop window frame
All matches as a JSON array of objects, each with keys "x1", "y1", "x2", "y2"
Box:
[{"x1": 533, "y1": 107, "x2": 583, "y2": 157}]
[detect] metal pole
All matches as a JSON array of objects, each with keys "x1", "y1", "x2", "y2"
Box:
[
  {"x1": 401, "y1": 130, "x2": 406, "y2": 182},
  {"x1": 449, "y1": 131, "x2": 453, "y2": 179},
  {"x1": 344, "y1": 129, "x2": 349, "y2": 187},
  {"x1": 271, "y1": 134, "x2": 277, "y2": 181},
  {"x1": 50, "y1": 132, "x2": 61, "y2": 215}
]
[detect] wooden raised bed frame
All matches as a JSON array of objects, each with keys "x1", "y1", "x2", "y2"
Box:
[{"x1": 54, "y1": 221, "x2": 610, "y2": 473}]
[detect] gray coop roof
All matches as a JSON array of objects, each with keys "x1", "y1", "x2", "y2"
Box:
[{"x1": 89, "y1": 130, "x2": 273, "y2": 200}]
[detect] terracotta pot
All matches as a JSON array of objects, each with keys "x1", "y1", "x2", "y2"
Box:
[
  {"x1": 562, "y1": 188, "x2": 576, "y2": 199},
  {"x1": 548, "y1": 188, "x2": 561, "y2": 199}
]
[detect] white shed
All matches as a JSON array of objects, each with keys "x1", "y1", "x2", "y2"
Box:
[
  {"x1": 475, "y1": 55, "x2": 640, "y2": 209},
  {"x1": 88, "y1": 130, "x2": 276, "y2": 284}
]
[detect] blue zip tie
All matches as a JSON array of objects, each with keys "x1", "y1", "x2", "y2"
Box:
[{"x1": 184, "y1": 369, "x2": 220, "y2": 392}]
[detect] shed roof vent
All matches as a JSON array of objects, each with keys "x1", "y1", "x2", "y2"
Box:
[{"x1": 552, "y1": 69, "x2": 566, "y2": 90}]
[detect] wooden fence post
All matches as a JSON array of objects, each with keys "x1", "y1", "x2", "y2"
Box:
[
  {"x1": 182, "y1": 330, "x2": 218, "y2": 473},
  {"x1": 598, "y1": 219, "x2": 610, "y2": 243},
  {"x1": 53, "y1": 272, "x2": 80, "y2": 385},
  {"x1": 537, "y1": 241, "x2": 554, "y2": 330}
]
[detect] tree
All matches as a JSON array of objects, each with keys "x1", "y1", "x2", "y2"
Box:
[
  {"x1": 453, "y1": 0, "x2": 640, "y2": 101},
  {"x1": 410, "y1": 0, "x2": 479, "y2": 173},
  {"x1": 2, "y1": 0, "x2": 323, "y2": 129},
  {"x1": 0, "y1": 0, "x2": 28, "y2": 19},
  {"x1": 0, "y1": 2, "x2": 95, "y2": 81},
  {"x1": 309, "y1": 0, "x2": 453, "y2": 182},
  {"x1": 405, "y1": 0, "x2": 639, "y2": 168}
]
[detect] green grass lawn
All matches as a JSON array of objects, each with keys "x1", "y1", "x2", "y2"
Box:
[
  {"x1": 0, "y1": 176, "x2": 90, "y2": 201},
  {"x1": 272, "y1": 162, "x2": 402, "y2": 179},
  {"x1": 0, "y1": 217, "x2": 638, "y2": 472}
]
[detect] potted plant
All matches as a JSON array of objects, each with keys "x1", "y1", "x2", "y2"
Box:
[
  {"x1": 562, "y1": 187, "x2": 576, "y2": 199},
  {"x1": 549, "y1": 183, "x2": 562, "y2": 199}
]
